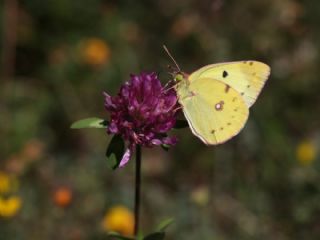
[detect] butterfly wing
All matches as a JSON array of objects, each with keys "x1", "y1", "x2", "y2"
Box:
[
  {"x1": 177, "y1": 77, "x2": 249, "y2": 145},
  {"x1": 188, "y1": 61, "x2": 270, "y2": 107}
]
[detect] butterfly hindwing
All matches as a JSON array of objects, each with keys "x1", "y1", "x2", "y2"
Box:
[
  {"x1": 188, "y1": 61, "x2": 270, "y2": 107},
  {"x1": 177, "y1": 78, "x2": 249, "y2": 145}
]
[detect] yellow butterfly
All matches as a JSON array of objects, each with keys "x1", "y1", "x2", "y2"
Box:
[{"x1": 165, "y1": 48, "x2": 271, "y2": 145}]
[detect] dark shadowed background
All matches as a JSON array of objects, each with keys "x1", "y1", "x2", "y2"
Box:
[{"x1": 1, "y1": 0, "x2": 320, "y2": 239}]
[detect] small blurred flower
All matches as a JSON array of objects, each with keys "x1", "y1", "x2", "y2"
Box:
[
  {"x1": 104, "y1": 72, "x2": 178, "y2": 167},
  {"x1": 81, "y1": 38, "x2": 111, "y2": 66},
  {"x1": 120, "y1": 22, "x2": 141, "y2": 43},
  {"x1": 48, "y1": 46, "x2": 68, "y2": 65},
  {"x1": 53, "y1": 186, "x2": 73, "y2": 208},
  {"x1": 5, "y1": 155, "x2": 26, "y2": 175},
  {"x1": 5, "y1": 139, "x2": 45, "y2": 175},
  {"x1": 21, "y1": 139, "x2": 44, "y2": 162},
  {"x1": 171, "y1": 14, "x2": 198, "y2": 39},
  {"x1": 102, "y1": 205, "x2": 134, "y2": 236},
  {"x1": 0, "y1": 196, "x2": 22, "y2": 218},
  {"x1": 0, "y1": 171, "x2": 18, "y2": 194},
  {"x1": 190, "y1": 185, "x2": 210, "y2": 207},
  {"x1": 296, "y1": 140, "x2": 317, "y2": 166},
  {"x1": 278, "y1": 1, "x2": 304, "y2": 27}
]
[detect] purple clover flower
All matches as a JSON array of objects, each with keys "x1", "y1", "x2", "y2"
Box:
[{"x1": 104, "y1": 72, "x2": 178, "y2": 167}]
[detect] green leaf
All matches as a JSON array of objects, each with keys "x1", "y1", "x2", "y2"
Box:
[
  {"x1": 156, "y1": 218, "x2": 174, "y2": 232},
  {"x1": 161, "y1": 144, "x2": 170, "y2": 152},
  {"x1": 136, "y1": 232, "x2": 144, "y2": 240},
  {"x1": 106, "y1": 135, "x2": 125, "y2": 170},
  {"x1": 143, "y1": 232, "x2": 165, "y2": 240},
  {"x1": 70, "y1": 117, "x2": 108, "y2": 129},
  {"x1": 107, "y1": 232, "x2": 135, "y2": 240},
  {"x1": 173, "y1": 119, "x2": 189, "y2": 129}
]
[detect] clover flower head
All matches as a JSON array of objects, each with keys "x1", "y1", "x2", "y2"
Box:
[{"x1": 104, "y1": 72, "x2": 178, "y2": 167}]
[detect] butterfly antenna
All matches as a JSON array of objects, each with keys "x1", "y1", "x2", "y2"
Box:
[{"x1": 163, "y1": 45, "x2": 181, "y2": 72}]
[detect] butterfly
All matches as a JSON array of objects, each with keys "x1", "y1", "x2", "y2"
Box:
[{"x1": 164, "y1": 47, "x2": 271, "y2": 145}]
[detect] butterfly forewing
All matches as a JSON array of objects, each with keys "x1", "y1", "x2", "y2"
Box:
[
  {"x1": 178, "y1": 78, "x2": 249, "y2": 145},
  {"x1": 188, "y1": 61, "x2": 270, "y2": 107}
]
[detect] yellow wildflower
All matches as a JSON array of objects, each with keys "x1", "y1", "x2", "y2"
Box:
[
  {"x1": 190, "y1": 185, "x2": 209, "y2": 207},
  {"x1": 0, "y1": 171, "x2": 18, "y2": 194},
  {"x1": 102, "y1": 205, "x2": 134, "y2": 236},
  {"x1": 0, "y1": 196, "x2": 22, "y2": 218},
  {"x1": 81, "y1": 38, "x2": 111, "y2": 66},
  {"x1": 0, "y1": 172, "x2": 11, "y2": 194},
  {"x1": 296, "y1": 140, "x2": 317, "y2": 166}
]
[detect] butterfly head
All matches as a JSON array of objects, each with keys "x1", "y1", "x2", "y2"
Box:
[{"x1": 174, "y1": 72, "x2": 189, "y2": 83}]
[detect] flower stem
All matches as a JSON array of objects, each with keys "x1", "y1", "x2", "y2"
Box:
[{"x1": 134, "y1": 144, "x2": 141, "y2": 236}]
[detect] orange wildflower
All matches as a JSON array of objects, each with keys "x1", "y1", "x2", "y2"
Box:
[
  {"x1": 53, "y1": 186, "x2": 73, "y2": 208},
  {"x1": 81, "y1": 38, "x2": 111, "y2": 66}
]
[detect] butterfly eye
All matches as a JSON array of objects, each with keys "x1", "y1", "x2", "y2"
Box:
[{"x1": 175, "y1": 74, "x2": 184, "y2": 82}]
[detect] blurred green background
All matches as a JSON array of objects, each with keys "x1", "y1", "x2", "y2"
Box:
[{"x1": 1, "y1": 0, "x2": 320, "y2": 239}]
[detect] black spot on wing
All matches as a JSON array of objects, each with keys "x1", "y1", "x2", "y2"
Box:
[{"x1": 222, "y1": 70, "x2": 228, "y2": 78}]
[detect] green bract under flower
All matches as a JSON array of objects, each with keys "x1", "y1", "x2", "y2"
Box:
[{"x1": 104, "y1": 72, "x2": 178, "y2": 167}]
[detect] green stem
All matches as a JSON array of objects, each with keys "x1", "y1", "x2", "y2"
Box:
[{"x1": 134, "y1": 145, "x2": 141, "y2": 236}]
